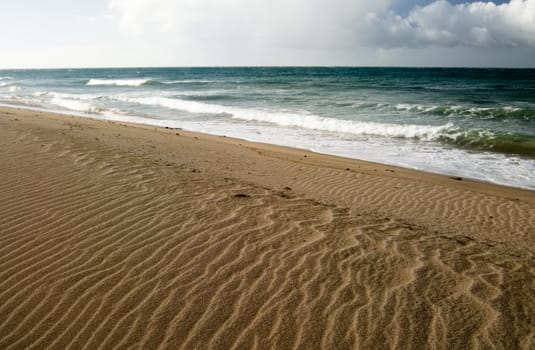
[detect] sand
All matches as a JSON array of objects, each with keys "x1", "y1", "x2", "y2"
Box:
[{"x1": 1, "y1": 106, "x2": 534, "y2": 349}]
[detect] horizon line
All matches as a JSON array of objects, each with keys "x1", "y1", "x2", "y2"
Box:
[{"x1": 2, "y1": 64, "x2": 535, "y2": 70}]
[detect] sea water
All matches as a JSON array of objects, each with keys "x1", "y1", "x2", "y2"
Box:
[{"x1": 1, "y1": 67, "x2": 534, "y2": 189}]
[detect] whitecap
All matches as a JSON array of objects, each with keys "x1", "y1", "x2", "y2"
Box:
[
  {"x1": 122, "y1": 96, "x2": 452, "y2": 140},
  {"x1": 86, "y1": 79, "x2": 150, "y2": 87}
]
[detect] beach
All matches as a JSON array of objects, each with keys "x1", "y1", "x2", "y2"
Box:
[
  {"x1": 1, "y1": 105, "x2": 534, "y2": 349},
  {"x1": 2, "y1": 67, "x2": 534, "y2": 190}
]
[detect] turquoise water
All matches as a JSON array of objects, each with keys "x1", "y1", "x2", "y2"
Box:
[{"x1": 1, "y1": 67, "x2": 534, "y2": 189}]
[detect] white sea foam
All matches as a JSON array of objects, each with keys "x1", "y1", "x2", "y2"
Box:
[
  {"x1": 0, "y1": 81, "x2": 17, "y2": 89},
  {"x1": 46, "y1": 92, "x2": 104, "y2": 113},
  {"x1": 49, "y1": 96, "x2": 93, "y2": 112},
  {"x1": 86, "y1": 79, "x2": 150, "y2": 86},
  {"x1": 124, "y1": 96, "x2": 452, "y2": 140},
  {"x1": 124, "y1": 96, "x2": 234, "y2": 114},
  {"x1": 162, "y1": 80, "x2": 216, "y2": 84},
  {"x1": 394, "y1": 103, "x2": 448, "y2": 113},
  {"x1": 393, "y1": 103, "x2": 525, "y2": 117},
  {"x1": 395, "y1": 103, "x2": 422, "y2": 111},
  {"x1": 8, "y1": 86, "x2": 21, "y2": 92},
  {"x1": 0, "y1": 77, "x2": 14, "y2": 81},
  {"x1": 38, "y1": 91, "x2": 104, "y2": 101}
]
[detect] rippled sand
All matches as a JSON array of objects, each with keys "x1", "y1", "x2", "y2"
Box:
[{"x1": 1, "y1": 107, "x2": 534, "y2": 349}]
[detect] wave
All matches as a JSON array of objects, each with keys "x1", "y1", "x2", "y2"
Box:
[
  {"x1": 7, "y1": 90, "x2": 534, "y2": 158},
  {"x1": 86, "y1": 79, "x2": 151, "y2": 87},
  {"x1": 85, "y1": 79, "x2": 217, "y2": 87},
  {"x1": 50, "y1": 96, "x2": 104, "y2": 113},
  {"x1": 120, "y1": 97, "x2": 535, "y2": 157},
  {"x1": 447, "y1": 106, "x2": 534, "y2": 121},
  {"x1": 439, "y1": 130, "x2": 535, "y2": 157},
  {"x1": 161, "y1": 80, "x2": 217, "y2": 84},
  {"x1": 39, "y1": 92, "x2": 107, "y2": 113},
  {"x1": 122, "y1": 96, "x2": 452, "y2": 140},
  {"x1": 0, "y1": 81, "x2": 17, "y2": 89},
  {"x1": 393, "y1": 103, "x2": 535, "y2": 121},
  {"x1": 0, "y1": 77, "x2": 14, "y2": 81},
  {"x1": 0, "y1": 92, "x2": 110, "y2": 115}
]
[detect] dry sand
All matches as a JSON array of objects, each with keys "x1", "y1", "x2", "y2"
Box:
[{"x1": 1, "y1": 106, "x2": 534, "y2": 349}]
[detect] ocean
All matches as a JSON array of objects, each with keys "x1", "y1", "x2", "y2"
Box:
[{"x1": 1, "y1": 67, "x2": 534, "y2": 190}]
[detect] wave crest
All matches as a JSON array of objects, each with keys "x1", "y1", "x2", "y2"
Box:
[
  {"x1": 161, "y1": 79, "x2": 217, "y2": 84},
  {"x1": 439, "y1": 130, "x2": 535, "y2": 157},
  {"x1": 394, "y1": 103, "x2": 535, "y2": 121},
  {"x1": 43, "y1": 92, "x2": 105, "y2": 113},
  {"x1": 86, "y1": 79, "x2": 151, "y2": 87},
  {"x1": 124, "y1": 97, "x2": 452, "y2": 140}
]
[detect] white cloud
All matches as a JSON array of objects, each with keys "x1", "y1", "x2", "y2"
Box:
[
  {"x1": 110, "y1": 0, "x2": 535, "y2": 49},
  {"x1": 102, "y1": 0, "x2": 535, "y2": 67},
  {"x1": 367, "y1": 0, "x2": 535, "y2": 48},
  {"x1": 109, "y1": 0, "x2": 390, "y2": 49}
]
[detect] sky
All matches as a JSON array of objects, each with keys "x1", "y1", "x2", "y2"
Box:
[{"x1": 0, "y1": 0, "x2": 534, "y2": 68}]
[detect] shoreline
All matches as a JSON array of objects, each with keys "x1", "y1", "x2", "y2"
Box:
[
  {"x1": 2, "y1": 104, "x2": 534, "y2": 235},
  {"x1": 2, "y1": 103, "x2": 534, "y2": 194},
  {"x1": 1, "y1": 105, "x2": 534, "y2": 348}
]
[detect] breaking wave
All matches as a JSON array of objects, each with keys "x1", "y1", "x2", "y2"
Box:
[
  {"x1": 86, "y1": 79, "x2": 151, "y2": 87},
  {"x1": 37, "y1": 92, "x2": 107, "y2": 113},
  {"x1": 393, "y1": 103, "x2": 535, "y2": 121},
  {"x1": 122, "y1": 96, "x2": 452, "y2": 140},
  {"x1": 439, "y1": 130, "x2": 535, "y2": 157}
]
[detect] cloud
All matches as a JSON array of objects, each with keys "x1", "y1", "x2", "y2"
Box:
[
  {"x1": 367, "y1": 0, "x2": 535, "y2": 48},
  {"x1": 110, "y1": 0, "x2": 535, "y2": 49},
  {"x1": 109, "y1": 0, "x2": 390, "y2": 49}
]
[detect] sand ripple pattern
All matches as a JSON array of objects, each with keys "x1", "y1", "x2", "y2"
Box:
[{"x1": 1, "y1": 119, "x2": 534, "y2": 349}]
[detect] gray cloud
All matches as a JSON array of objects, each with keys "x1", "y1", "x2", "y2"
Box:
[
  {"x1": 110, "y1": 0, "x2": 535, "y2": 49},
  {"x1": 367, "y1": 0, "x2": 535, "y2": 48},
  {"x1": 104, "y1": 0, "x2": 535, "y2": 67}
]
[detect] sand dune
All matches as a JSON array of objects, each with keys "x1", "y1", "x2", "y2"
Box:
[{"x1": 1, "y1": 107, "x2": 534, "y2": 349}]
